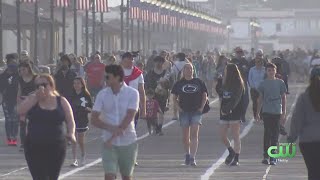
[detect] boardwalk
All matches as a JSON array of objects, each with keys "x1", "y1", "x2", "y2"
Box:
[{"x1": 0, "y1": 83, "x2": 308, "y2": 180}]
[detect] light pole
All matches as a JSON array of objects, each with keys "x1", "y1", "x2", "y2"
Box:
[
  {"x1": 250, "y1": 19, "x2": 260, "y2": 49},
  {"x1": 226, "y1": 25, "x2": 233, "y2": 52}
]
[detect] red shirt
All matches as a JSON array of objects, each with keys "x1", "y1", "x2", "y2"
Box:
[
  {"x1": 85, "y1": 62, "x2": 106, "y2": 88},
  {"x1": 146, "y1": 99, "x2": 160, "y2": 119}
]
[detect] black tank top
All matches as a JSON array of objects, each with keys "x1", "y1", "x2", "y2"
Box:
[
  {"x1": 26, "y1": 96, "x2": 66, "y2": 143},
  {"x1": 19, "y1": 75, "x2": 37, "y2": 96}
]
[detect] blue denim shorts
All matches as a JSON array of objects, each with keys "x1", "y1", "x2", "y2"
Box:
[{"x1": 179, "y1": 111, "x2": 202, "y2": 127}]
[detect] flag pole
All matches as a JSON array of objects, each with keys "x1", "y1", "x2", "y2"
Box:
[
  {"x1": 62, "y1": 3, "x2": 66, "y2": 53},
  {"x1": 34, "y1": 0, "x2": 39, "y2": 62},
  {"x1": 100, "y1": 12, "x2": 104, "y2": 54},
  {"x1": 85, "y1": 9, "x2": 89, "y2": 57},
  {"x1": 126, "y1": 0, "x2": 130, "y2": 51},
  {"x1": 92, "y1": 0, "x2": 96, "y2": 53},
  {"x1": 73, "y1": 0, "x2": 78, "y2": 55},
  {"x1": 50, "y1": 0, "x2": 54, "y2": 63},
  {"x1": 0, "y1": 0, "x2": 3, "y2": 60},
  {"x1": 16, "y1": 0, "x2": 21, "y2": 56}
]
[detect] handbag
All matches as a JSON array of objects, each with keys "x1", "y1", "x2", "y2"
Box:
[{"x1": 202, "y1": 99, "x2": 210, "y2": 114}]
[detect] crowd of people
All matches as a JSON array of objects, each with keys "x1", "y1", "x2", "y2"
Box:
[{"x1": 0, "y1": 46, "x2": 319, "y2": 180}]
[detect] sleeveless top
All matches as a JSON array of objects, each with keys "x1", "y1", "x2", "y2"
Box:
[
  {"x1": 26, "y1": 96, "x2": 66, "y2": 144},
  {"x1": 19, "y1": 75, "x2": 37, "y2": 96}
]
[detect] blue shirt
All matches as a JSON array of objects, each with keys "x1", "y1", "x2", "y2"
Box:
[{"x1": 248, "y1": 66, "x2": 265, "y2": 89}]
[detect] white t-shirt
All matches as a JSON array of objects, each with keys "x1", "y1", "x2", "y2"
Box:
[
  {"x1": 123, "y1": 67, "x2": 144, "y2": 91},
  {"x1": 93, "y1": 83, "x2": 139, "y2": 146}
]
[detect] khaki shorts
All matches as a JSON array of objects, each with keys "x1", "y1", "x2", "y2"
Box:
[{"x1": 101, "y1": 142, "x2": 138, "y2": 176}]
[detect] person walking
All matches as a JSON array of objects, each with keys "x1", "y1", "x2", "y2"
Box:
[
  {"x1": 120, "y1": 52, "x2": 146, "y2": 127},
  {"x1": 219, "y1": 63, "x2": 245, "y2": 166},
  {"x1": 231, "y1": 47, "x2": 250, "y2": 123},
  {"x1": 84, "y1": 54, "x2": 106, "y2": 99},
  {"x1": 170, "y1": 53, "x2": 189, "y2": 120},
  {"x1": 248, "y1": 58, "x2": 266, "y2": 120},
  {"x1": 145, "y1": 56, "x2": 170, "y2": 135},
  {"x1": 287, "y1": 67, "x2": 320, "y2": 180},
  {"x1": 70, "y1": 77, "x2": 93, "y2": 167},
  {"x1": 17, "y1": 74, "x2": 76, "y2": 180},
  {"x1": 91, "y1": 65, "x2": 139, "y2": 180},
  {"x1": 0, "y1": 53, "x2": 20, "y2": 146},
  {"x1": 54, "y1": 55, "x2": 77, "y2": 102},
  {"x1": 256, "y1": 63, "x2": 287, "y2": 165},
  {"x1": 17, "y1": 62, "x2": 37, "y2": 151},
  {"x1": 171, "y1": 63, "x2": 208, "y2": 166}
]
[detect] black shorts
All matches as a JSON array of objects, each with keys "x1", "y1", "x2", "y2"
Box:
[
  {"x1": 76, "y1": 127, "x2": 89, "y2": 133},
  {"x1": 75, "y1": 119, "x2": 89, "y2": 133}
]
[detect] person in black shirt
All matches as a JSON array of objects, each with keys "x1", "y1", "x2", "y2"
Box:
[
  {"x1": 17, "y1": 74, "x2": 76, "y2": 180},
  {"x1": 70, "y1": 77, "x2": 93, "y2": 167},
  {"x1": 0, "y1": 53, "x2": 19, "y2": 146},
  {"x1": 54, "y1": 55, "x2": 77, "y2": 102},
  {"x1": 231, "y1": 47, "x2": 250, "y2": 123},
  {"x1": 145, "y1": 56, "x2": 170, "y2": 135},
  {"x1": 17, "y1": 62, "x2": 37, "y2": 151},
  {"x1": 171, "y1": 63, "x2": 208, "y2": 167},
  {"x1": 219, "y1": 64, "x2": 245, "y2": 166}
]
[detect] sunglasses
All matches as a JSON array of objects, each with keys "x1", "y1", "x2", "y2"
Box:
[{"x1": 35, "y1": 83, "x2": 48, "y2": 89}]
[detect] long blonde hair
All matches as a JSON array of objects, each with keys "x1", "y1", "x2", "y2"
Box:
[
  {"x1": 37, "y1": 74, "x2": 60, "y2": 96},
  {"x1": 180, "y1": 62, "x2": 193, "y2": 80}
]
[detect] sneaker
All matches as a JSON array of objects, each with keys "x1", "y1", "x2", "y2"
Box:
[
  {"x1": 6, "y1": 139, "x2": 11, "y2": 146},
  {"x1": 11, "y1": 139, "x2": 17, "y2": 146},
  {"x1": 71, "y1": 160, "x2": 78, "y2": 167},
  {"x1": 280, "y1": 125, "x2": 288, "y2": 136},
  {"x1": 270, "y1": 158, "x2": 277, "y2": 165},
  {"x1": 230, "y1": 160, "x2": 239, "y2": 166},
  {"x1": 190, "y1": 157, "x2": 197, "y2": 167},
  {"x1": 185, "y1": 154, "x2": 191, "y2": 165},
  {"x1": 262, "y1": 158, "x2": 269, "y2": 165},
  {"x1": 225, "y1": 151, "x2": 235, "y2": 165},
  {"x1": 80, "y1": 156, "x2": 86, "y2": 166}
]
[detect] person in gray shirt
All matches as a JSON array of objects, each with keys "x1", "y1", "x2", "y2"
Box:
[
  {"x1": 257, "y1": 63, "x2": 287, "y2": 166},
  {"x1": 288, "y1": 67, "x2": 320, "y2": 180}
]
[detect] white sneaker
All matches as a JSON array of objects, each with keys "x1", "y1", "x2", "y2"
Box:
[
  {"x1": 80, "y1": 156, "x2": 86, "y2": 166},
  {"x1": 71, "y1": 160, "x2": 78, "y2": 167}
]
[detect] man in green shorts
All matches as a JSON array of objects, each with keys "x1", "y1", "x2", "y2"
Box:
[{"x1": 92, "y1": 65, "x2": 139, "y2": 180}]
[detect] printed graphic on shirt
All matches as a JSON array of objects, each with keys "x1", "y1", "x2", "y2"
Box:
[
  {"x1": 80, "y1": 97, "x2": 88, "y2": 107},
  {"x1": 223, "y1": 91, "x2": 232, "y2": 99},
  {"x1": 182, "y1": 84, "x2": 199, "y2": 93},
  {"x1": 146, "y1": 100, "x2": 159, "y2": 118}
]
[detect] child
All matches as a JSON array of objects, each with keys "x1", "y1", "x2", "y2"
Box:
[
  {"x1": 70, "y1": 77, "x2": 93, "y2": 167},
  {"x1": 145, "y1": 89, "x2": 163, "y2": 135}
]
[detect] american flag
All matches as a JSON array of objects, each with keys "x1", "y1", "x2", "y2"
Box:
[
  {"x1": 96, "y1": 0, "x2": 108, "y2": 12},
  {"x1": 141, "y1": 2, "x2": 150, "y2": 22},
  {"x1": 77, "y1": 0, "x2": 91, "y2": 10},
  {"x1": 129, "y1": 0, "x2": 141, "y2": 19},
  {"x1": 20, "y1": 0, "x2": 37, "y2": 3},
  {"x1": 55, "y1": 0, "x2": 70, "y2": 7}
]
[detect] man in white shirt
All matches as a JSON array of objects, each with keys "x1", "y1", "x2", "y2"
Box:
[
  {"x1": 120, "y1": 52, "x2": 146, "y2": 126},
  {"x1": 92, "y1": 65, "x2": 139, "y2": 180}
]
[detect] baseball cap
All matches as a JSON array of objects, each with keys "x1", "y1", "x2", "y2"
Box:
[{"x1": 121, "y1": 52, "x2": 134, "y2": 60}]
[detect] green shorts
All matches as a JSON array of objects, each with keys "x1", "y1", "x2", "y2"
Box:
[{"x1": 101, "y1": 142, "x2": 138, "y2": 176}]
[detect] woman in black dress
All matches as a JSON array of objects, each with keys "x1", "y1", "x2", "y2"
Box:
[{"x1": 17, "y1": 74, "x2": 76, "y2": 180}]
